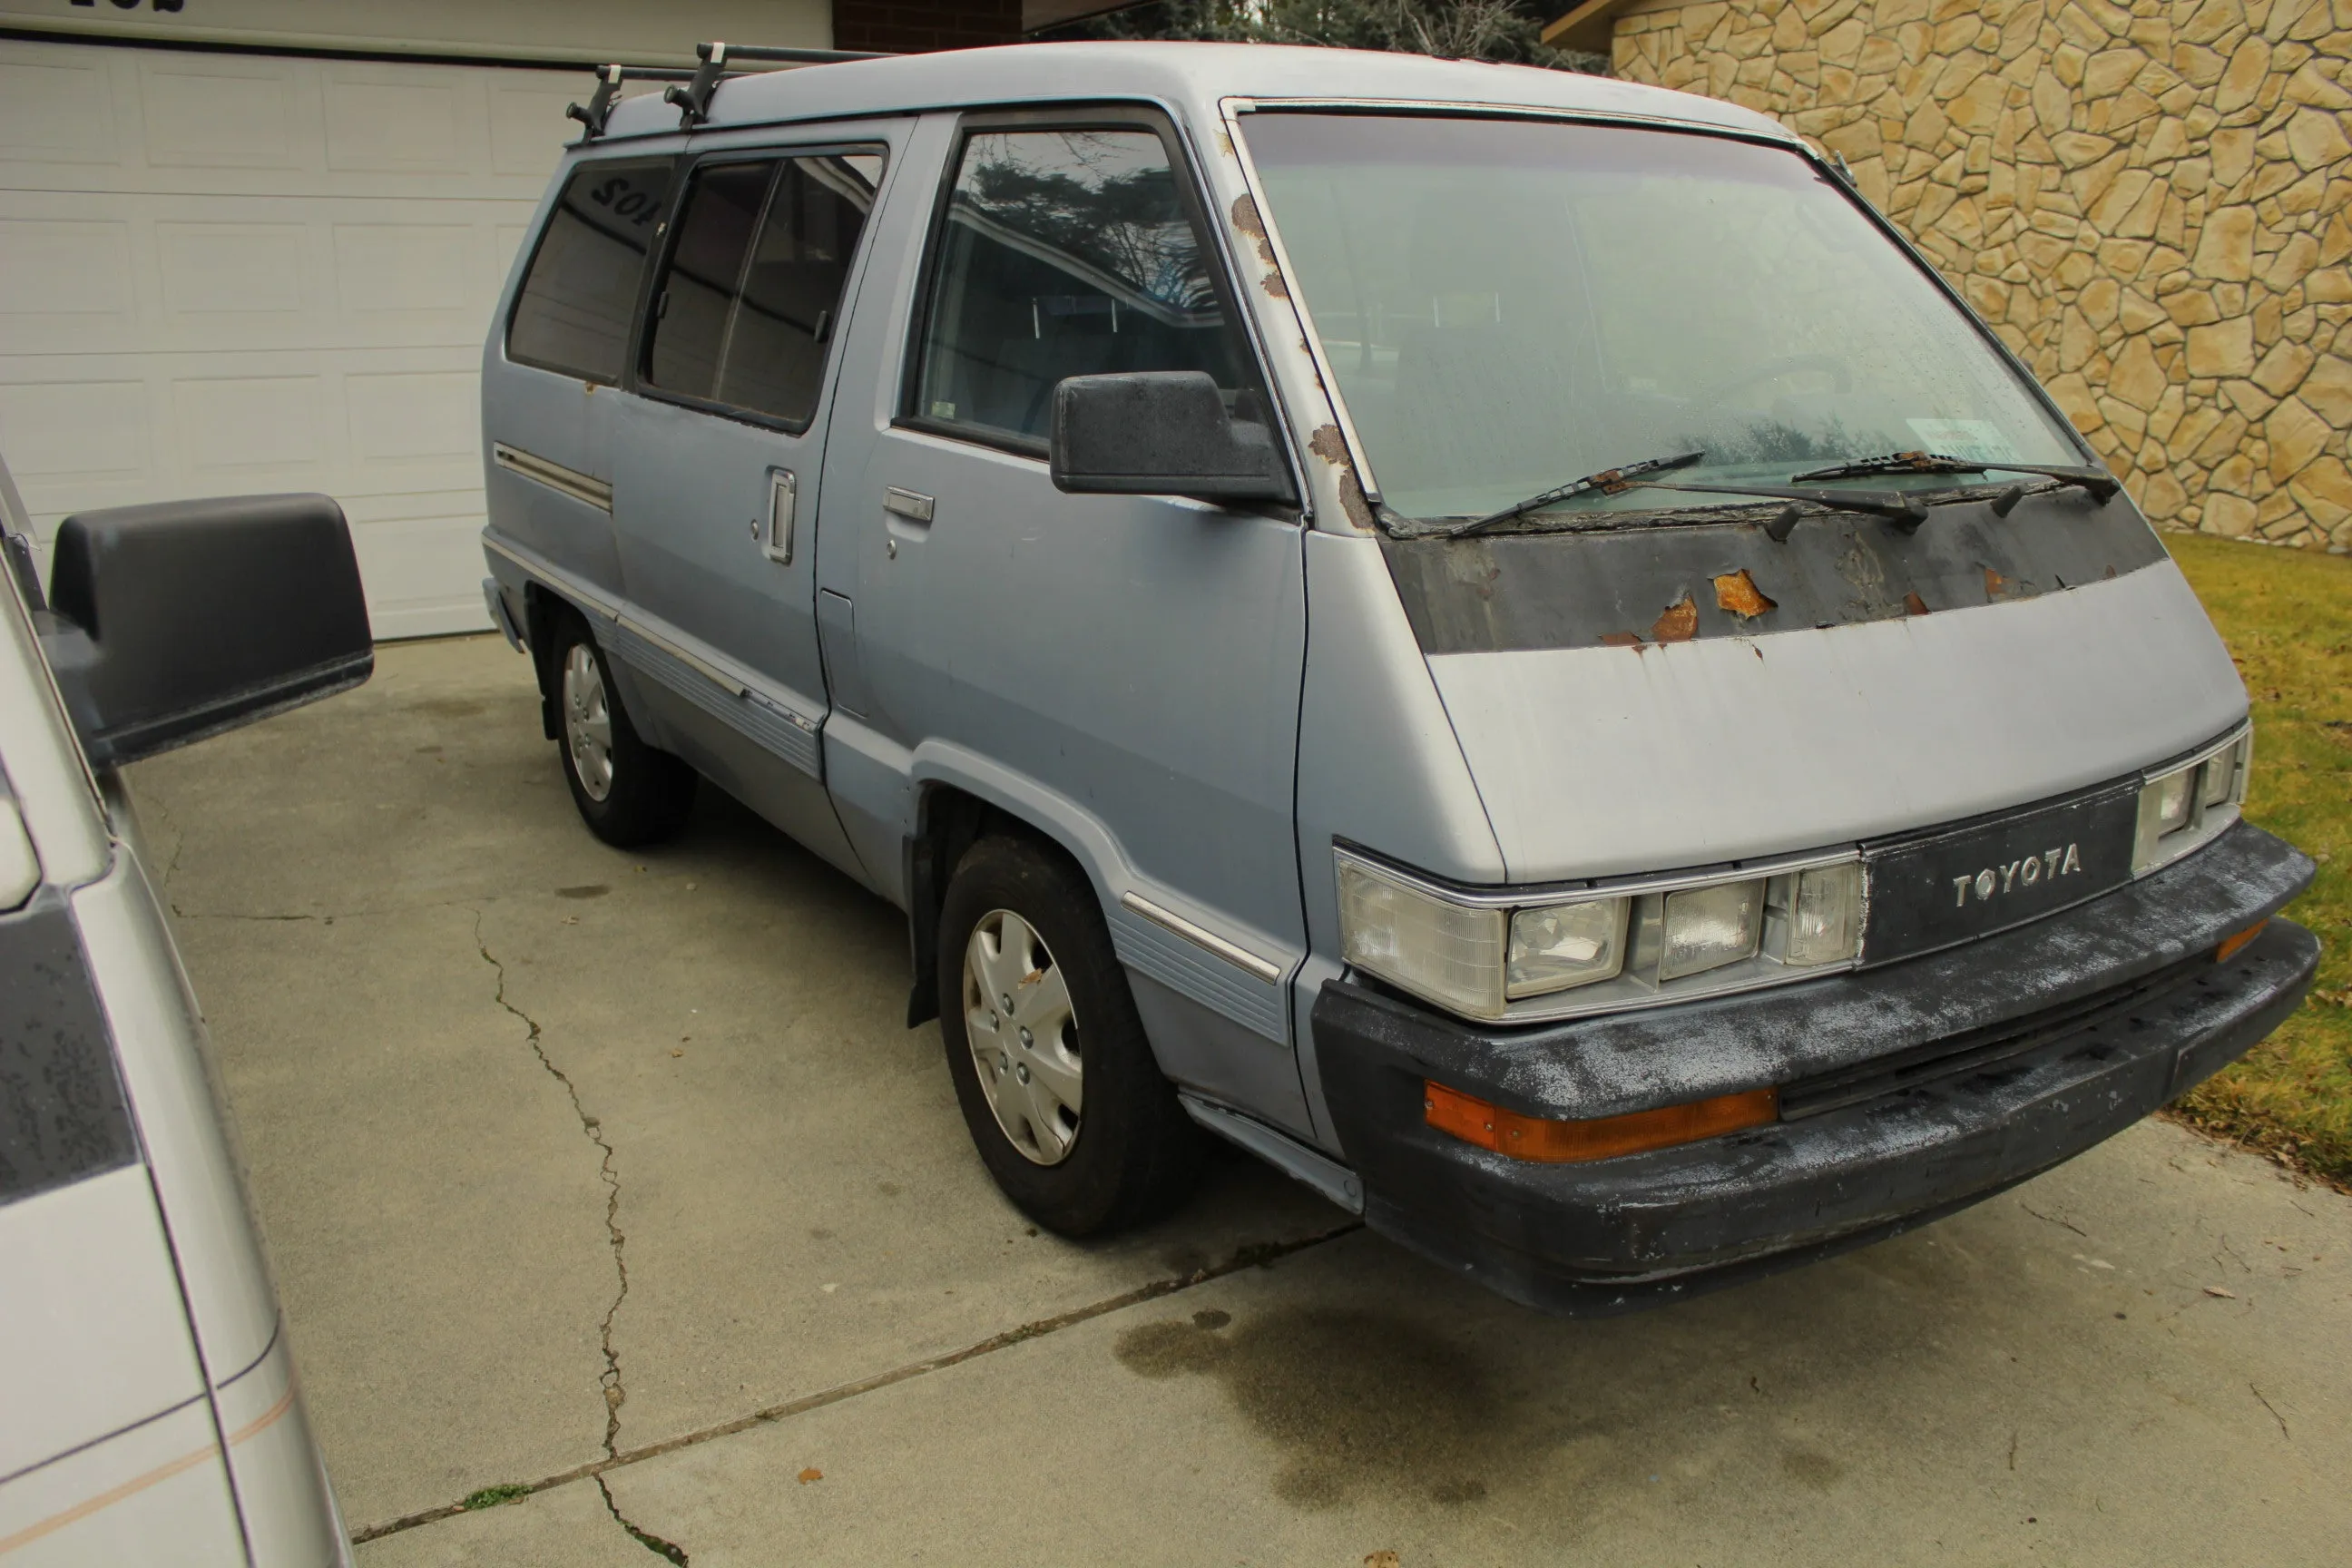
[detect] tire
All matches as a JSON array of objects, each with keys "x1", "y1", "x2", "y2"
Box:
[
  {"x1": 547, "y1": 612, "x2": 696, "y2": 848},
  {"x1": 937, "y1": 836, "x2": 1202, "y2": 1236}
]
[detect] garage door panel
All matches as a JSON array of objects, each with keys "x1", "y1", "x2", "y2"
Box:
[
  {"x1": 0, "y1": 36, "x2": 609, "y2": 636},
  {"x1": 331, "y1": 222, "x2": 479, "y2": 314},
  {"x1": 0, "y1": 379, "x2": 152, "y2": 489},
  {"x1": 155, "y1": 220, "x2": 309, "y2": 317},
  {"x1": 0, "y1": 218, "x2": 135, "y2": 321},
  {"x1": 0, "y1": 57, "x2": 117, "y2": 166},
  {"x1": 346, "y1": 369, "x2": 481, "y2": 473},
  {"x1": 349, "y1": 504, "x2": 497, "y2": 641},
  {"x1": 323, "y1": 71, "x2": 474, "y2": 175},
  {"x1": 139, "y1": 57, "x2": 309, "y2": 172},
  {"x1": 173, "y1": 374, "x2": 331, "y2": 477}
]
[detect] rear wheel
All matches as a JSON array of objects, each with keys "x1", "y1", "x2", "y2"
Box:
[
  {"x1": 548, "y1": 614, "x2": 695, "y2": 847},
  {"x1": 937, "y1": 837, "x2": 1201, "y2": 1236}
]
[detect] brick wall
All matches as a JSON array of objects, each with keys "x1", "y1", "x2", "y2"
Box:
[
  {"x1": 1612, "y1": 0, "x2": 2352, "y2": 553},
  {"x1": 832, "y1": 0, "x2": 1021, "y2": 51}
]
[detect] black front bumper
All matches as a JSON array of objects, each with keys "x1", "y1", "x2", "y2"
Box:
[{"x1": 1313, "y1": 822, "x2": 2319, "y2": 1317}]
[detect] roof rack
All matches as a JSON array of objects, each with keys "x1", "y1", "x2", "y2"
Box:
[
  {"x1": 566, "y1": 43, "x2": 894, "y2": 142},
  {"x1": 664, "y1": 41, "x2": 896, "y2": 130}
]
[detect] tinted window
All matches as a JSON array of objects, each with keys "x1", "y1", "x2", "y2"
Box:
[
  {"x1": 647, "y1": 153, "x2": 879, "y2": 426},
  {"x1": 508, "y1": 158, "x2": 673, "y2": 383},
  {"x1": 914, "y1": 129, "x2": 1256, "y2": 443}
]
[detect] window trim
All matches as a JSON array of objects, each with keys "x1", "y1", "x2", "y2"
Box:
[
  {"x1": 504, "y1": 153, "x2": 680, "y2": 387},
  {"x1": 624, "y1": 141, "x2": 892, "y2": 438},
  {"x1": 896, "y1": 104, "x2": 1283, "y2": 467}
]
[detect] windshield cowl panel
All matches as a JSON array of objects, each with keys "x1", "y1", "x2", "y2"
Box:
[
  {"x1": 1240, "y1": 113, "x2": 2089, "y2": 532},
  {"x1": 1380, "y1": 488, "x2": 2166, "y2": 655}
]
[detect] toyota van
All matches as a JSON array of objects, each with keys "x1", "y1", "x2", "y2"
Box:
[{"x1": 478, "y1": 43, "x2": 2318, "y2": 1314}]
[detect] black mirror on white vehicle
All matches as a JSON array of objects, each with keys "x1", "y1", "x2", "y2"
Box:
[
  {"x1": 1049, "y1": 371, "x2": 1298, "y2": 506},
  {"x1": 36, "y1": 494, "x2": 373, "y2": 767}
]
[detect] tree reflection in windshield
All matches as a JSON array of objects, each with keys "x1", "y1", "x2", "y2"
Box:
[{"x1": 916, "y1": 129, "x2": 1254, "y2": 441}]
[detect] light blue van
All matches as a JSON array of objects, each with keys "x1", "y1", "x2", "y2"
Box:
[{"x1": 479, "y1": 42, "x2": 2318, "y2": 1314}]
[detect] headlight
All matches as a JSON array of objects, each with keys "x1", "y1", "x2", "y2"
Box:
[
  {"x1": 2133, "y1": 729, "x2": 2249, "y2": 874},
  {"x1": 1507, "y1": 898, "x2": 1628, "y2": 998},
  {"x1": 1335, "y1": 848, "x2": 1863, "y2": 1024},
  {"x1": 1659, "y1": 881, "x2": 1761, "y2": 980}
]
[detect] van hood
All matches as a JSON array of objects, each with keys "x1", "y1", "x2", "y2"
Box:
[{"x1": 1421, "y1": 554, "x2": 2243, "y2": 883}]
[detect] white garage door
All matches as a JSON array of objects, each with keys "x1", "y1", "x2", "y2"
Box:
[{"x1": 0, "y1": 38, "x2": 601, "y2": 638}]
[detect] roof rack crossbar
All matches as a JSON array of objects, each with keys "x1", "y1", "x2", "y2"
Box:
[
  {"x1": 666, "y1": 40, "x2": 897, "y2": 129},
  {"x1": 568, "y1": 63, "x2": 703, "y2": 142}
]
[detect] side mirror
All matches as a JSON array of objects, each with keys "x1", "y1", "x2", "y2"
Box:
[
  {"x1": 1049, "y1": 371, "x2": 1297, "y2": 506},
  {"x1": 36, "y1": 494, "x2": 373, "y2": 767}
]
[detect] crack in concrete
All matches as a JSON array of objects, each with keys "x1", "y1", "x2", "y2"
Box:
[
  {"x1": 473, "y1": 912, "x2": 636, "y2": 1480},
  {"x1": 597, "y1": 1475, "x2": 689, "y2": 1564},
  {"x1": 347, "y1": 1219, "x2": 1363, "y2": 1546}
]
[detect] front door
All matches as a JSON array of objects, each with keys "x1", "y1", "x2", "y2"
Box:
[
  {"x1": 818, "y1": 113, "x2": 1314, "y2": 1133},
  {"x1": 607, "y1": 141, "x2": 890, "y2": 876}
]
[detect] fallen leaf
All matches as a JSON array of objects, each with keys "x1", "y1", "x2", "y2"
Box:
[
  {"x1": 670, "y1": 1047, "x2": 684, "y2": 1058},
  {"x1": 1711, "y1": 568, "x2": 1777, "y2": 619},
  {"x1": 799, "y1": 1467, "x2": 823, "y2": 1484},
  {"x1": 1651, "y1": 593, "x2": 1699, "y2": 643},
  {"x1": 1364, "y1": 1553, "x2": 1401, "y2": 1568},
  {"x1": 2203, "y1": 1285, "x2": 2238, "y2": 1298}
]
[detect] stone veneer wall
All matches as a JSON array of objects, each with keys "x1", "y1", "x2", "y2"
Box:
[{"x1": 1611, "y1": 0, "x2": 2352, "y2": 551}]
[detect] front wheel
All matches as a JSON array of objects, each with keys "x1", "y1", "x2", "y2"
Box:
[
  {"x1": 549, "y1": 614, "x2": 695, "y2": 847},
  {"x1": 937, "y1": 837, "x2": 1201, "y2": 1236}
]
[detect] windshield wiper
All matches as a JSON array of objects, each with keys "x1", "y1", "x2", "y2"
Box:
[
  {"x1": 1447, "y1": 450, "x2": 1705, "y2": 538},
  {"x1": 1793, "y1": 449, "x2": 2121, "y2": 502}
]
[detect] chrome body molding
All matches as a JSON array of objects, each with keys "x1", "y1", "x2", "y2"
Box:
[
  {"x1": 1109, "y1": 892, "x2": 1291, "y2": 1044},
  {"x1": 1120, "y1": 890, "x2": 1284, "y2": 982},
  {"x1": 481, "y1": 530, "x2": 825, "y2": 778},
  {"x1": 492, "y1": 442, "x2": 613, "y2": 514}
]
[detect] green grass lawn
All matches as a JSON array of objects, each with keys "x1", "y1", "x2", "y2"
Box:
[{"x1": 2164, "y1": 533, "x2": 2352, "y2": 1191}]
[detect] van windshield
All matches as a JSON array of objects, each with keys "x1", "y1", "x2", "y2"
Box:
[{"x1": 1240, "y1": 113, "x2": 2082, "y2": 525}]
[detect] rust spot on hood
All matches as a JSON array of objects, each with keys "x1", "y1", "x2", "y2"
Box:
[
  {"x1": 1711, "y1": 568, "x2": 1777, "y2": 620},
  {"x1": 1601, "y1": 631, "x2": 1647, "y2": 651},
  {"x1": 1651, "y1": 593, "x2": 1699, "y2": 643}
]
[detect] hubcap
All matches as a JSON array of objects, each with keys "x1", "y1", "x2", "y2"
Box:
[
  {"x1": 562, "y1": 642, "x2": 615, "y2": 802},
  {"x1": 962, "y1": 909, "x2": 1082, "y2": 1166}
]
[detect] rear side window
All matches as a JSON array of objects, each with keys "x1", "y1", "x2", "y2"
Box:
[
  {"x1": 912, "y1": 127, "x2": 1259, "y2": 444},
  {"x1": 645, "y1": 152, "x2": 882, "y2": 426},
  {"x1": 508, "y1": 158, "x2": 675, "y2": 384}
]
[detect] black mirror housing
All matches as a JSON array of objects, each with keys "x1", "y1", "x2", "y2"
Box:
[
  {"x1": 1049, "y1": 372, "x2": 1297, "y2": 505},
  {"x1": 39, "y1": 494, "x2": 373, "y2": 767}
]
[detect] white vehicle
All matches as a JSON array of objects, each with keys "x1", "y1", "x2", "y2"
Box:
[{"x1": 0, "y1": 456, "x2": 362, "y2": 1564}]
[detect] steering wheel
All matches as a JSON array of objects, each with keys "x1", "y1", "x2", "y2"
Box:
[{"x1": 1684, "y1": 353, "x2": 1855, "y2": 420}]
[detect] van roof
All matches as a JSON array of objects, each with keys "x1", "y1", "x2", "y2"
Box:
[{"x1": 597, "y1": 41, "x2": 1795, "y2": 145}]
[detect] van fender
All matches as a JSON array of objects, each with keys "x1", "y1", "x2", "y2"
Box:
[{"x1": 881, "y1": 737, "x2": 1299, "y2": 1049}]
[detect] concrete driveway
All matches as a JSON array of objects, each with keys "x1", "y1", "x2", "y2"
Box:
[{"x1": 131, "y1": 634, "x2": 2350, "y2": 1566}]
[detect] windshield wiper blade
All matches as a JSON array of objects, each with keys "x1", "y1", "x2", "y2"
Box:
[
  {"x1": 1794, "y1": 449, "x2": 2122, "y2": 502},
  {"x1": 1447, "y1": 450, "x2": 1705, "y2": 537},
  {"x1": 1651, "y1": 479, "x2": 1929, "y2": 528}
]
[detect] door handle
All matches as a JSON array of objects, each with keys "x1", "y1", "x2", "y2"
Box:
[
  {"x1": 883, "y1": 487, "x2": 935, "y2": 524},
  {"x1": 760, "y1": 470, "x2": 796, "y2": 564}
]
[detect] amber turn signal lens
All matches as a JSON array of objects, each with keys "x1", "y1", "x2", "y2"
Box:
[
  {"x1": 1424, "y1": 1080, "x2": 1779, "y2": 1164},
  {"x1": 2215, "y1": 919, "x2": 2269, "y2": 962}
]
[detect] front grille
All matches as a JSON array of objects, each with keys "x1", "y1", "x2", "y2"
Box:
[{"x1": 1778, "y1": 951, "x2": 2212, "y2": 1120}]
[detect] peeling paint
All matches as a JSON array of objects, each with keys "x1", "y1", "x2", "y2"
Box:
[
  {"x1": 1308, "y1": 423, "x2": 1377, "y2": 531},
  {"x1": 1651, "y1": 593, "x2": 1699, "y2": 643},
  {"x1": 1601, "y1": 631, "x2": 1646, "y2": 650},
  {"x1": 1711, "y1": 569, "x2": 1777, "y2": 620}
]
